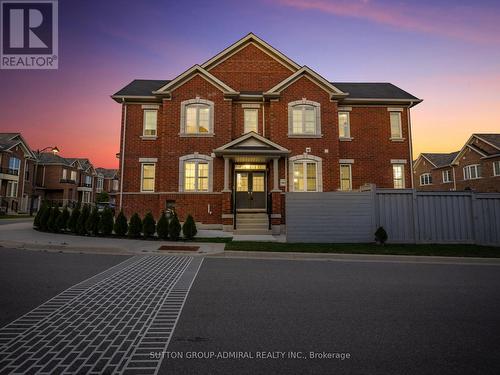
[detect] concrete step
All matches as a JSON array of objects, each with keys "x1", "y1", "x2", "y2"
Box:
[
  {"x1": 236, "y1": 224, "x2": 270, "y2": 231},
  {"x1": 233, "y1": 229, "x2": 273, "y2": 235}
]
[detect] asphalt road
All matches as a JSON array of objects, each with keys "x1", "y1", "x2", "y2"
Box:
[
  {"x1": 160, "y1": 258, "x2": 500, "y2": 375},
  {"x1": 0, "y1": 248, "x2": 129, "y2": 327}
]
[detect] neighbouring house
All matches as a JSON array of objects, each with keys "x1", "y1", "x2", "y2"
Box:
[
  {"x1": 414, "y1": 133, "x2": 500, "y2": 192},
  {"x1": 0, "y1": 133, "x2": 36, "y2": 214},
  {"x1": 112, "y1": 33, "x2": 422, "y2": 233},
  {"x1": 35, "y1": 154, "x2": 98, "y2": 206},
  {"x1": 95, "y1": 168, "x2": 119, "y2": 206}
]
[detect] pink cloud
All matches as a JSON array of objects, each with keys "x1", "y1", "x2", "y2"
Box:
[{"x1": 275, "y1": 0, "x2": 500, "y2": 44}]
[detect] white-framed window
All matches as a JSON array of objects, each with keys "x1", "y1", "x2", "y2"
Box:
[
  {"x1": 70, "y1": 170, "x2": 77, "y2": 182},
  {"x1": 82, "y1": 191, "x2": 91, "y2": 204},
  {"x1": 289, "y1": 155, "x2": 323, "y2": 192},
  {"x1": 180, "y1": 98, "x2": 214, "y2": 135},
  {"x1": 390, "y1": 112, "x2": 403, "y2": 139},
  {"x1": 143, "y1": 109, "x2": 158, "y2": 137},
  {"x1": 179, "y1": 154, "x2": 213, "y2": 192},
  {"x1": 493, "y1": 161, "x2": 500, "y2": 176},
  {"x1": 85, "y1": 175, "x2": 93, "y2": 187},
  {"x1": 338, "y1": 112, "x2": 350, "y2": 138},
  {"x1": 463, "y1": 164, "x2": 481, "y2": 180},
  {"x1": 96, "y1": 177, "x2": 104, "y2": 191},
  {"x1": 393, "y1": 164, "x2": 405, "y2": 189},
  {"x1": 420, "y1": 173, "x2": 432, "y2": 186},
  {"x1": 340, "y1": 164, "x2": 352, "y2": 191},
  {"x1": 62, "y1": 168, "x2": 67, "y2": 180},
  {"x1": 112, "y1": 179, "x2": 119, "y2": 191},
  {"x1": 6, "y1": 181, "x2": 18, "y2": 197},
  {"x1": 442, "y1": 170, "x2": 452, "y2": 183},
  {"x1": 141, "y1": 163, "x2": 156, "y2": 192},
  {"x1": 288, "y1": 100, "x2": 321, "y2": 136},
  {"x1": 244, "y1": 109, "x2": 258, "y2": 133},
  {"x1": 8, "y1": 157, "x2": 20, "y2": 175}
]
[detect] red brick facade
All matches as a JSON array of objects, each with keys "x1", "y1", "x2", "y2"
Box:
[{"x1": 114, "y1": 34, "x2": 419, "y2": 231}]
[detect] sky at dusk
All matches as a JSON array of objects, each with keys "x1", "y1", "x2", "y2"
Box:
[{"x1": 1, "y1": 0, "x2": 499, "y2": 168}]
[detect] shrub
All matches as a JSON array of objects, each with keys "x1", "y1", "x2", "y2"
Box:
[
  {"x1": 34, "y1": 203, "x2": 48, "y2": 229},
  {"x1": 99, "y1": 207, "x2": 114, "y2": 236},
  {"x1": 142, "y1": 212, "x2": 156, "y2": 239},
  {"x1": 182, "y1": 214, "x2": 197, "y2": 240},
  {"x1": 128, "y1": 213, "x2": 142, "y2": 238},
  {"x1": 68, "y1": 205, "x2": 80, "y2": 233},
  {"x1": 39, "y1": 204, "x2": 51, "y2": 231},
  {"x1": 77, "y1": 204, "x2": 90, "y2": 235},
  {"x1": 57, "y1": 206, "x2": 70, "y2": 231},
  {"x1": 114, "y1": 211, "x2": 128, "y2": 237},
  {"x1": 168, "y1": 213, "x2": 181, "y2": 241},
  {"x1": 47, "y1": 207, "x2": 60, "y2": 232},
  {"x1": 86, "y1": 207, "x2": 100, "y2": 235},
  {"x1": 157, "y1": 211, "x2": 169, "y2": 240},
  {"x1": 96, "y1": 191, "x2": 109, "y2": 203},
  {"x1": 375, "y1": 226, "x2": 388, "y2": 245}
]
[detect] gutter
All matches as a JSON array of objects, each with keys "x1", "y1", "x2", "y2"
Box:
[{"x1": 407, "y1": 101, "x2": 415, "y2": 189}]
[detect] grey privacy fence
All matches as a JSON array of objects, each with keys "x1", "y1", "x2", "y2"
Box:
[{"x1": 286, "y1": 189, "x2": 500, "y2": 245}]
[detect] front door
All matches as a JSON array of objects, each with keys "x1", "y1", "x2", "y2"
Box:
[{"x1": 235, "y1": 172, "x2": 266, "y2": 210}]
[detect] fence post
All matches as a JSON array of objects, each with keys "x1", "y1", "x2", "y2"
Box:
[
  {"x1": 470, "y1": 191, "x2": 478, "y2": 245},
  {"x1": 371, "y1": 185, "x2": 378, "y2": 236},
  {"x1": 412, "y1": 189, "x2": 420, "y2": 244}
]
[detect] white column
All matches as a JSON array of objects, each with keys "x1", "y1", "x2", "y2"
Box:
[
  {"x1": 223, "y1": 157, "x2": 231, "y2": 192},
  {"x1": 273, "y1": 158, "x2": 280, "y2": 192}
]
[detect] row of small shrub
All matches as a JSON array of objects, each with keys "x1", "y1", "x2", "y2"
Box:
[{"x1": 33, "y1": 203, "x2": 197, "y2": 240}]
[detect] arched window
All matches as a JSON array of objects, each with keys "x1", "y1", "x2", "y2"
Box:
[
  {"x1": 180, "y1": 98, "x2": 214, "y2": 136},
  {"x1": 288, "y1": 99, "x2": 321, "y2": 137},
  {"x1": 289, "y1": 154, "x2": 323, "y2": 192},
  {"x1": 179, "y1": 153, "x2": 213, "y2": 192}
]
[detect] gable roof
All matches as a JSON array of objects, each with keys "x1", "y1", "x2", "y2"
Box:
[
  {"x1": 112, "y1": 79, "x2": 168, "y2": 98},
  {"x1": 38, "y1": 152, "x2": 72, "y2": 165},
  {"x1": 96, "y1": 168, "x2": 118, "y2": 178},
  {"x1": 201, "y1": 33, "x2": 301, "y2": 72},
  {"x1": 214, "y1": 132, "x2": 289, "y2": 155},
  {"x1": 332, "y1": 82, "x2": 420, "y2": 101},
  {"x1": 421, "y1": 152, "x2": 459, "y2": 168},
  {"x1": 451, "y1": 133, "x2": 500, "y2": 165},
  {"x1": 0, "y1": 133, "x2": 35, "y2": 158},
  {"x1": 474, "y1": 133, "x2": 500, "y2": 151}
]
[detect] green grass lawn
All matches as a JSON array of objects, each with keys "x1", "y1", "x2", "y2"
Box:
[{"x1": 224, "y1": 241, "x2": 500, "y2": 258}]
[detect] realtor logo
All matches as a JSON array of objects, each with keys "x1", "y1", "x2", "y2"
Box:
[{"x1": 1, "y1": 0, "x2": 58, "y2": 69}]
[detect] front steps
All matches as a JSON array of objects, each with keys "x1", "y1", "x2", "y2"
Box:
[{"x1": 234, "y1": 212, "x2": 272, "y2": 235}]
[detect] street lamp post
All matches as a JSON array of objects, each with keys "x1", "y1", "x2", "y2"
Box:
[{"x1": 30, "y1": 146, "x2": 59, "y2": 215}]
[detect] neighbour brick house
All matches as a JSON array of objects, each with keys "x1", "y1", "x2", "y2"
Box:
[
  {"x1": 0, "y1": 133, "x2": 36, "y2": 214},
  {"x1": 112, "y1": 33, "x2": 422, "y2": 233},
  {"x1": 35, "y1": 154, "x2": 98, "y2": 206},
  {"x1": 95, "y1": 168, "x2": 119, "y2": 206},
  {"x1": 414, "y1": 134, "x2": 500, "y2": 192}
]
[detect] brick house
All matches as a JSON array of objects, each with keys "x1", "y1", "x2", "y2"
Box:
[
  {"x1": 95, "y1": 168, "x2": 119, "y2": 206},
  {"x1": 112, "y1": 33, "x2": 422, "y2": 233},
  {"x1": 35, "y1": 154, "x2": 98, "y2": 206},
  {"x1": 0, "y1": 133, "x2": 36, "y2": 214},
  {"x1": 414, "y1": 134, "x2": 500, "y2": 192}
]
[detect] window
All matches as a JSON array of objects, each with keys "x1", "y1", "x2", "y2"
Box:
[
  {"x1": 70, "y1": 170, "x2": 77, "y2": 182},
  {"x1": 96, "y1": 177, "x2": 104, "y2": 191},
  {"x1": 141, "y1": 163, "x2": 155, "y2": 192},
  {"x1": 112, "y1": 179, "x2": 119, "y2": 191},
  {"x1": 244, "y1": 109, "x2": 258, "y2": 133},
  {"x1": 25, "y1": 167, "x2": 29, "y2": 181},
  {"x1": 179, "y1": 154, "x2": 213, "y2": 192},
  {"x1": 85, "y1": 175, "x2": 92, "y2": 187},
  {"x1": 6, "y1": 181, "x2": 18, "y2": 197},
  {"x1": 288, "y1": 100, "x2": 321, "y2": 136},
  {"x1": 338, "y1": 112, "x2": 350, "y2": 138},
  {"x1": 420, "y1": 173, "x2": 432, "y2": 186},
  {"x1": 463, "y1": 164, "x2": 481, "y2": 180},
  {"x1": 340, "y1": 164, "x2": 352, "y2": 191},
  {"x1": 62, "y1": 169, "x2": 67, "y2": 180},
  {"x1": 393, "y1": 164, "x2": 405, "y2": 189},
  {"x1": 292, "y1": 162, "x2": 318, "y2": 191},
  {"x1": 442, "y1": 170, "x2": 452, "y2": 183},
  {"x1": 493, "y1": 161, "x2": 500, "y2": 176},
  {"x1": 82, "y1": 191, "x2": 91, "y2": 204},
  {"x1": 390, "y1": 112, "x2": 402, "y2": 139},
  {"x1": 8, "y1": 157, "x2": 20, "y2": 175},
  {"x1": 143, "y1": 109, "x2": 157, "y2": 137},
  {"x1": 181, "y1": 98, "x2": 214, "y2": 135}
]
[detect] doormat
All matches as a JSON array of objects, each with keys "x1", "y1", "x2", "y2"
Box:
[{"x1": 158, "y1": 245, "x2": 200, "y2": 251}]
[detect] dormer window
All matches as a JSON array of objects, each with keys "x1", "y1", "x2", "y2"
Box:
[
  {"x1": 180, "y1": 98, "x2": 214, "y2": 136},
  {"x1": 288, "y1": 100, "x2": 321, "y2": 137}
]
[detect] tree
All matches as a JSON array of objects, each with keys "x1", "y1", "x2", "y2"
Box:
[
  {"x1": 182, "y1": 214, "x2": 197, "y2": 240},
  {"x1": 39, "y1": 204, "x2": 51, "y2": 231},
  {"x1": 96, "y1": 191, "x2": 109, "y2": 204},
  {"x1": 114, "y1": 210, "x2": 128, "y2": 237},
  {"x1": 99, "y1": 207, "x2": 114, "y2": 236},
  {"x1": 56, "y1": 205, "x2": 70, "y2": 231},
  {"x1": 375, "y1": 226, "x2": 388, "y2": 245},
  {"x1": 168, "y1": 213, "x2": 181, "y2": 241},
  {"x1": 76, "y1": 204, "x2": 90, "y2": 235},
  {"x1": 34, "y1": 202, "x2": 48, "y2": 229},
  {"x1": 47, "y1": 207, "x2": 60, "y2": 232},
  {"x1": 86, "y1": 206, "x2": 100, "y2": 235},
  {"x1": 128, "y1": 213, "x2": 142, "y2": 238},
  {"x1": 142, "y1": 212, "x2": 156, "y2": 239},
  {"x1": 156, "y1": 211, "x2": 169, "y2": 240},
  {"x1": 68, "y1": 205, "x2": 80, "y2": 233}
]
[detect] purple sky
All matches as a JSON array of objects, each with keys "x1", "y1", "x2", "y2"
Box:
[{"x1": 1, "y1": 0, "x2": 499, "y2": 168}]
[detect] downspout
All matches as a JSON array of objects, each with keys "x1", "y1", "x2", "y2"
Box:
[
  {"x1": 452, "y1": 166, "x2": 457, "y2": 191},
  {"x1": 21, "y1": 158, "x2": 27, "y2": 210},
  {"x1": 119, "y1": 100, "x2": 127, "y2": 211},
  {"x1": 262, "y1": 97, "x2": 265, "y2": 137},
  {"x1": 407, "y1": 102, "x2": 415, "y2": 189}
]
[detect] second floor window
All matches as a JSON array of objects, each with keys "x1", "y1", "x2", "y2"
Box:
[
  {"x1": 420, "y1": 173, "x2": 432, "y2": 185},
  {"x1": 244, "y1": 109, "x2": 258, "y2": 133},
  {"x1": 463, "y1": 164, "x2": 481, "y2": 180},
  {"x1": 8, "y1": 157, "x2": 20, "y2": 175},
  {"x1": 442, "y1": 170, "x2": 452, "y2": 183},
  {"x1": 141, "y1": 163, "x2": 155, "y2": 192},
  {"x1": 97, "y1": 177, "x2": 104, "y2": 190},
  {"x1": 143, "y1": 109, "x2": 157, "y2": 137},
  {"x1": 493, "y1": 161, "x2": 500, "y2": 176},
  {"x1": 390, "y1": 112, "x2": 402, "y2": 139},
  {"x1": 112, "y1": 179, "x2": 119, "y2": 191},
  {"x1": 288, "y1": 100, "x2": 321, "y2": 136},
  {"x1": 85, "y1": 175, "x2": 92, "y2": 186},
  {"x1": 62, "y1": 169, "x2": 68, "y2": 180},
  {"x1": 181, "y1": 98, "x2": 214, "y2": 135},
  {"x1": 70, "y1": 170, "x2": 77, "y2": 181},
  {"x1": 338, "y1": 112, "x2": 350, "y2": 138}
]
